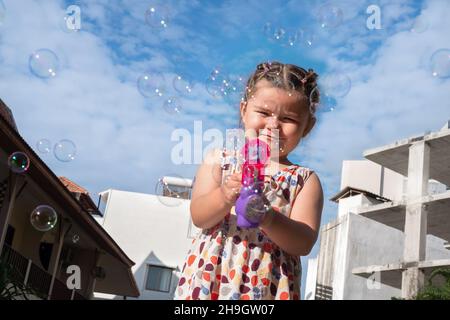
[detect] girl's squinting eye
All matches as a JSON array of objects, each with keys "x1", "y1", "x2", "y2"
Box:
[{"x1": 256, "y1": 110, "x2": 270, "y2": 116}]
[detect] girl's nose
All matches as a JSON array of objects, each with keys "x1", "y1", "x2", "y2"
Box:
[{"x1": 266, "y1": 114, "x2": 280, "y2": 129}]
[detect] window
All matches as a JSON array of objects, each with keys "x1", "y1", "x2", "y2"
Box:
[
  {"x1": 97, "y1": 192, "x2": 109, "y2": 216},
  {"x1": 145, "y1": 265, "x2": 173, "y2": 292},
  {"x1": 162, "y1": 184, "x2": 191, "y2": 200},
  {"x1": 5, "y1": 225, "x2": 15, "y2": 247}
]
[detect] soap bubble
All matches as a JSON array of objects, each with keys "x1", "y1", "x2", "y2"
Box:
[
  {"x1": 8, "y1": 151, "x2": 30, "y2": 174},
  {"x1": 155, "y1": 174, "x2": 191, "y2": 207},
  {"x1": 163, "y1": 96, "x2": 182, "y2": 114},
  {"x1": 318, "y1": 3, "x2": 343, "y2": 29},
  {"x1": 263, "y1": 22, "x2": 287, "y2": 44},
  {"x1": 172, "y1": 74, "x2": 194, "y2": 95},
  {"x1": 30, "y1": 205, "x2": 58, "y2": 232},
  {"x1": 430, "y1": 49, "x2": 450, "y2": 79},
  {"x1": 273, "y1": 27, "x2": 286, "y2": 42},
  {"x1": 54, "y1": 139, "x2": 76, "y2": 162},
  {"x1": 36, "y1": 139, "x2": 51, "y2": 154},
  {"x1": 297, "y1": 28, "x2": 317, "y2": 47},
  {"x1": 72, "y1": 234, "x2": 80, "y2": 243},
  {"x1": 310, "y1": 86, "x2": 338, "y2": 113},
  {"x1": 137, "y1": 73, "x2": 166, "y2": 98},
  {"x1": 319, "y1": 73, "x2": 351, "y2": 98},
  {"x1": 410, "y1": 16, "x2": 429, "y2": 34},
  {"x1": 144, "y1": 5, "x2": 170, "y2": 29},
  {"x1": 223, "y1": 74, "x2": 246, "y2": 106},
  {"x1": 205, "y1": 67, "x2": 228, "y2": 98},
  {"x1": 29, "y1": 49, "x2": 59, "y2": 79},
  {"x1": 285, "y1": 30, "x2": 299, "y2": 47}
]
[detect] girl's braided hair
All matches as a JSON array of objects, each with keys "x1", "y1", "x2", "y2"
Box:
[{"x1": 243, "y1": 61, "x2": 320, "y2": 114}]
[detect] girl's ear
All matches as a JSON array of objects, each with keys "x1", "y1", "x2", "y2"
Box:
[{"x1": 302, "y1": 116, "x2": 316, "y2": 138}]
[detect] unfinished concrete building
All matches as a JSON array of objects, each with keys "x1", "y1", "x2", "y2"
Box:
[{"x1": 305, "y1": 121, "x2": 450, "y2": 300}]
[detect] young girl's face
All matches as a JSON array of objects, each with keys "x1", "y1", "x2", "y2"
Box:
[{"x1": 240, "y1": 79, "x2": 315, "y2": 161}]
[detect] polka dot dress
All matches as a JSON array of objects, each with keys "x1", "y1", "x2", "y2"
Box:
[{"x1": 175, "y1": 152, "x2": 313, "y2": 300}]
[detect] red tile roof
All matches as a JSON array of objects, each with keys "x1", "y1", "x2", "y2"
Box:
[
  {"x1": 58, "y1": 176, "x2": 101, "y2": 215},
  {"x1": 59, "y1": 176, "x2": 89, "y2": 194}
]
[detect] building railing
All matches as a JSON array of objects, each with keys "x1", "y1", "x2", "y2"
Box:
[{"x1": 0, "y1": 244, "x2": 86, "y2": 300}]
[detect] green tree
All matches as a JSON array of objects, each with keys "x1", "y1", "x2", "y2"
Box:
[{"x1": 415, "y1": 268, "x2": 450, "y2": 300}]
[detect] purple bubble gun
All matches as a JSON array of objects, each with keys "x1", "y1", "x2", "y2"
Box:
[{"x1": 235, "y1": 138, "x2": 271, "y2": 228}]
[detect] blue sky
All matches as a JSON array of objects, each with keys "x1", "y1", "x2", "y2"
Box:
[{"x1": 1, "y1": 0, "x2": 449, "y2": 298}]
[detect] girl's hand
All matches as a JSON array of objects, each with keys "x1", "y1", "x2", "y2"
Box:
[{"x1": 220, "y1": 172, "x2": 242, "y2": 206}]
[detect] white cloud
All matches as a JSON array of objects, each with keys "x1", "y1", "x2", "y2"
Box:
[{"x1": 0, "y1": 0, "x2": 237, "y2": 197}]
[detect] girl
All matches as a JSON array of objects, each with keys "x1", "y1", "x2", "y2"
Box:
[{"x1": 175, "y1": 61, "x2": 324, "y2": 300}]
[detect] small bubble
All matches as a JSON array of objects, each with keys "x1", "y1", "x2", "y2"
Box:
[
  {"x1": 172, "y1": 74, "x2": 194, "y2": 95},
  {"x1": 29, "y1": 49, "x2": 59, "y2": 79},
  {"x1": 318, "y1": 3, "x2": 343, "y2": 29},
  {"x1": 137, "y1": 73, "x2": 166, "y2": 98},
  {"x1": 36, "y1": 139, "x2": 51, "y2": 154},
  {"x1": 163, "y1": 96, "x2": 182, "y2": 114},
  {"x1": 54, "y1": 139, "x2": 77, "y2": 162},
  {"x1": 155, "y1": 175, "x2": 190, "y2": 207},
  {"x1": 319, "y1": 73, "x2": 352, "y2": 98},
  {"x1": 429, "y1": 49, "x2": 450, "y2": 79},
  {"x1": 8, "y1": 152, "x2": 30, "y2": 174},
  {"x1": 30, "y1": 205, "x2": 58, "y2": 232},
  {"x1": 410, "y1": 16, "x2": 429, "y2": 34},
  {"x1": 144, "y1": 5, "x2": 170, "y2": 29},
  {"x1": 72, "y1": 234, "x2": 80, "y2": 243}
]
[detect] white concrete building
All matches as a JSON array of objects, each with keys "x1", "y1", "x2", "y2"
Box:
[
  {"x1": 93, "y1": 176, "x2": 199, "y2": 300},
  {"x1": 306, "y1": 122, "x2": 450, "y2": 300}
]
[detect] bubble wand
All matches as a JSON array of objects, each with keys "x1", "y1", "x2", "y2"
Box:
[{"x1": 235, "y1": 138, "x2": 271, "y2": 228}]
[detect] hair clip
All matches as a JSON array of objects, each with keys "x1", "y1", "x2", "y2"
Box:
[{"x1": 301, "y1": 77, "x2": 307, "y2": 84}]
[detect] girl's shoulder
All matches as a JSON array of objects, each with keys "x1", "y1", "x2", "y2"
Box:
[
  {"x1": 292, "y1": 163, "x2": 315, "y2": 179},
  {"x1": 272, "y1": 163, "x2": 314, "y2": 176},
  {"x1": 272, "y1": 163, "x2": 316, "y2": 189}
]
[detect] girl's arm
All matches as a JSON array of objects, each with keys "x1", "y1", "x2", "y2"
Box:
[
  {"x1": 190, "y1": 149, "x2": 239, "y2": 229},
  {"x1": 259, "y1": 172, "x2": 324, "y2": 256}
]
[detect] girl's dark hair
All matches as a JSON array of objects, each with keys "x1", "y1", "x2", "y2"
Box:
[{"x1": 243, "y1": 61, "x2": 320, "y2": 114}]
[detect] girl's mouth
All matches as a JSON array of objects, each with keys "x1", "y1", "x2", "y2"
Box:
[{"x1": 259, "y1": 134, "x2": 284, "y2": 142}]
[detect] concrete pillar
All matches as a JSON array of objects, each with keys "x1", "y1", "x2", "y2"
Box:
[
  {"x1": 47, "y1": 220, "x2": 72, "y2": 300},
  {"x1": 86, "y1": 249, "x2": 103, "y2": 299},
  {"x1": 401, "y1": 141, "x2": 430, "y2": 299}
]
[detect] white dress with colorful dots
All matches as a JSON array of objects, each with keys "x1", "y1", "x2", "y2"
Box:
[{"x1": 174, "y1": 151, "x2": 314, "y2": 300}]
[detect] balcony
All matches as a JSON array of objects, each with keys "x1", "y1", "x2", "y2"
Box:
[{"x1": 0, "y1": 244, "x2": 86, "y2": 300}]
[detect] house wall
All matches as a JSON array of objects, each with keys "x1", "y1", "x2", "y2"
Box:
[{"x1": 93, "y1": 189, "x2": 200, "y2": 300}]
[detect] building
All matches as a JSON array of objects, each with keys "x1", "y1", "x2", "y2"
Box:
[
  {"x1": 93, "y1": 176, "x2": 197, "y2": 300},
  {"x1": 305, "y1": 121, "x2": 450, "y2": 300},
  {"x1": 0, "y1": 98, "x2": 139, "y2": 299}
]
